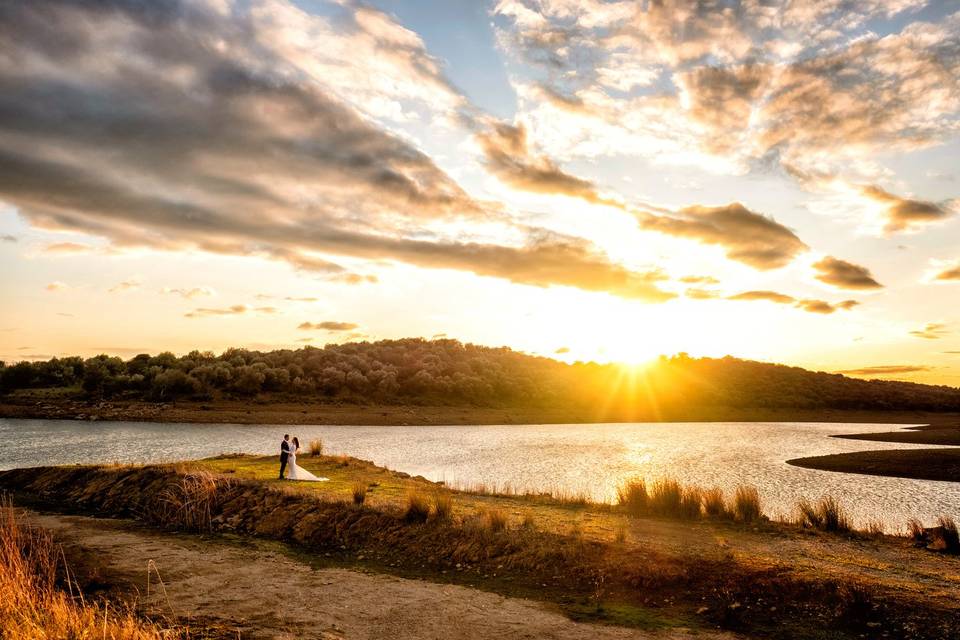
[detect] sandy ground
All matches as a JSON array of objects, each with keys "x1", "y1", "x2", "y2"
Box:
[{"x1": 30, "y1": 512, "x2": 734, "y2": 640}]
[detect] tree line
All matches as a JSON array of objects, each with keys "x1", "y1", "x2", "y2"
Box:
[{"x1": 2, "y1": 338, "x2": 959, "y2": 412}]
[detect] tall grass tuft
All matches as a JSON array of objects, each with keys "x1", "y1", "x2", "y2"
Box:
[
  {"x1": 649, "y1": 479, "x2": 682, "y2": 517},
  {"x1": 702, "y1": 487, "x2": 728, "y2": 519},
  {"x1": 733, "y1": 486, "x2": 762, "y2": 523},
  {"x1": 404, "y1": 491, "x2": 430, "y2": 523},
  {"x1": 616, "y1": 478, "x2": 648, "y2": 517},
  {"x1": 679, "y1": 486, "x2": 703, "y2": 519},
  {"x1": 432, "y1": 492, "x2": 453, "y2": 521},
  {"x1": 484, "y1": 508, "x2": 508, "y2": 533},
  {"x1": 309, "y1": 439, "x2": 324, "y2": 457},
  {"x1": 1, "y1": 496, "x2": 162, "y2": 639},
  {"x1": 907, "y1": 518, "x2": 925, "y2": 542},
  {"x1": 933, "y1": 516, "x2": 960, "y2": 553},
  {"x1": 796, "y1": 496, "x2": 850, "y2": 532},
  {"x1": 351, "y1": 483, "x2": 367, "y2": 506},
  {"x1": 152, "y1": 470, "x2": 232, "y2": 532}
]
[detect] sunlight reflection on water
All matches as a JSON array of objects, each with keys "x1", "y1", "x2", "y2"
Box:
[{"x1": 1, "y1": 418, "x2": 957, "y2": 530}]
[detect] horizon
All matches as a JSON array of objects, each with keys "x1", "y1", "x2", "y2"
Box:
[{"x1": 2, "y1": 0, "x2": 959, "y2": 385}]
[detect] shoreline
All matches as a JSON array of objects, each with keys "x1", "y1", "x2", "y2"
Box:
[{"x1": 3, "y1": 394, "x2": 960, "y2": 428}]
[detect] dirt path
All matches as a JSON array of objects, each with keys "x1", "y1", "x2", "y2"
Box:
[{"x1": 31, "y1": 512, "x2": 734, "y2": 640}]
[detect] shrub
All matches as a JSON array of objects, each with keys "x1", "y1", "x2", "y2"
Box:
[
  {"x1": 432, "y1": 492, "x2": 452, "y2": 521},
  {"x1": 702, "y1": 487, "x2": 728, "y2": 518},
  {"x1": 616, "y1": 478, "x2": 648, "y2": 517},
  {"x1": 733, "y1": 486, "x2": 762, "y2": 523},
  {"x1": 404, "y1": 492, "x2": 430, "y2": 523},
  {"x1": 351, "y1": 483, "x2": 367, "y2": 506},
  {"x1": 649, "y1": 479, "x2": 682, "y2": 516},
  {"x1": 309, "y1": 439, "x2": 323, "y2": 457}
]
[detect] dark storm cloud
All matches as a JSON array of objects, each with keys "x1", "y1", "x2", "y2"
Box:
[
  {"x1": 0, "y1": 0, "x2": 675, "y2": 303},
  {"x1": 812, "y1": 256, "x2": 883, "y2": 290}
]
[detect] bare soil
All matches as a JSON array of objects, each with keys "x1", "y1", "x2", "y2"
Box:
[{"x1": 33, "y1": 511, "x2": 730, "y2": 640}]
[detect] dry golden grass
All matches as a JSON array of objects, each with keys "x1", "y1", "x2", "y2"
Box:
[
  {"x1": 483, "y1": 508, "x2": 508, "y2": 533},
  {"x1": 351, "y1": 482, "x2": 367, "y2": 506},
  {"x1": 796, "y1": 496, "x2": 851, "y2": 532},
  {"x1": 702, "y1": 487, "x2": 729, "y2": 519},
  {"x1": 152, "y1": 470, "x2": 234, "y2": 532},
  {"x1": 0, "y1": 496, "x2": 162, "y2": 639},
  {"x1": 404, "y1": 491, "x2": 430, "y2": 523},
  {"x1": 309, "y1": 439, "x2": 324, "y2": 457},
  {"x1": 615, "y1": 478, "x2": 647, "y2": 517},
  {"x1": 733, "y1": 485, "x2": 762, "y2": 523},
  {"x1": 432, "y1": 492, "x2": 452, "y2": 521}
]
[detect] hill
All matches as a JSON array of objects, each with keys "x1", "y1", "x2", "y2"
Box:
[{"x1": 2, "y1": 338, "x2": 960, "y2": 414}]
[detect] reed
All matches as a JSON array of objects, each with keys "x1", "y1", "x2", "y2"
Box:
[
  {"x1": 796, "y1": 496, "x2": 850, "y2": 532},
  {"x1": 679, "y1": 486, "x2": 704, "y2": 519},
  {"x1": 309, "y1": 439, "x2": 324, "y2": 457},
  {"x1": 702, "y1": 487, "x2": 729, "y2": 519}
]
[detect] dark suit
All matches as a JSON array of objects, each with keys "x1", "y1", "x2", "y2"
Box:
[{"x1": 279, "y1": 440, "x2": 291, "y2": 479}]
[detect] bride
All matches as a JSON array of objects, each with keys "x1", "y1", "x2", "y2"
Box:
[{"x1": 287, "y1": 437, "x2": 329, "y2": 482}]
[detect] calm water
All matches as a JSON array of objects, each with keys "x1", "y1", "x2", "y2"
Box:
[{"x1": 1, "y1": 418, "x2": 957, "y2": 529}]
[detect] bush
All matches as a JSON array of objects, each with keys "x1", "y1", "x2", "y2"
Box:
[
  {"x1": 352, "y1": 483, "x2": 367, "y2": 506},
  {"x1": 404, "y1": 492, "x2": 430, "y2": 523},
  {"x1": 309, "y1": 439, "x2": 323, "y2": 457},
  {"x1": 733, "y1": 486, "x2": 762, "y2": 523},
  {"x1": 616, "y1": 478, "x2": 648, "y2": 517}
]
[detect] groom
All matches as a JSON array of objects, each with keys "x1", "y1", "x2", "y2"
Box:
[{"x1": 279, "y1": 434, "x2": 291, "y2": 479}]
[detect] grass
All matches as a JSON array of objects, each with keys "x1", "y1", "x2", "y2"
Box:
[
  {"x1": 616, "y1": 478, "x2": 647, "y2": 516},
  {"x1": 352, "y1": 482, "x2": 367, "y2": 506},
  {"x1": 702, "y1": 487, "x2": 729, "y2": 519},
  {"x1": 309, "y1": 439, "x2": 324, "y2": 457},
  {"x1": 152, "y1": 470, "x2": 234, "y2": 532},
  {"x1": 432, "y1": 492, "x2": 453, "y2": 520},
  {"x1": 0, "y1": 496, "x2": 164, "y2": 639},
  {"x1": 796, "y1": 496, "x2": 851, "y2": 532},
  {"x1": 649, "y1": 479, "x2": 682, "y2": 516},
  {"x1": 4, "y1": 456, "x2": 959, "y2": 639},
  {"x1": 733, "y1": 486, "x2": 762, "y2": 523},
  {"x1": 405, "y1": 491, "x2": 430, "y2": 523}
]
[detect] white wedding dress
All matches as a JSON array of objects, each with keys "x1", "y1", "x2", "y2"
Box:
[{"x1": 287, "y1": 448, "x2": 329, "y2": 482}]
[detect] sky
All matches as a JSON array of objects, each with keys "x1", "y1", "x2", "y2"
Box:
[{"x1": 1, "y1": 0, "x2": 959, "y2": 384}]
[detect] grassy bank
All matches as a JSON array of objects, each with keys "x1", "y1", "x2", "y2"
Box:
[{"x1": 3, "y1": 455, "x2": 960, "y2": 639}]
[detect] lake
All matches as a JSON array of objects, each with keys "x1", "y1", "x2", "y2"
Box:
[{"x1": 1, "y1": 418, "x2": 956, "y2": 530}]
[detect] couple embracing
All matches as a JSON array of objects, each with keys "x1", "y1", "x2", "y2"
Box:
[{"x1": 278, "y1": 434, "x2": 328, "y2": 482}]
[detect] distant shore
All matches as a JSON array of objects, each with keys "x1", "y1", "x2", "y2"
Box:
[{"x1": 3, "y1": 392, "x2": 960, "y2": 429}]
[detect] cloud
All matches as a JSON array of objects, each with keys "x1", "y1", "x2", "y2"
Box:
[
  {"x1": 1, "y1": 234, "x2": 16, "y2": 242},
  {"x1": 728, "y1": 290, "x2": 795, "y2": 304},
  {"x1": 41, "y1": 242, "x2": 95, "y2": 255},
  {"x1": 45, "y1": 281, "x2": 67, "y2": 292},
  {"x1": 679, "y1": 275, "x2": 719, "y2": 285},
  {"x1": 554, "y1": 346, "x2": 570, "y2": 354},
  {"x1": 185, "y1": 305, "x2": 278, "y2": 318},
  {"x1": 910, "y1": 323, "x2": 950, "y2": 339},
  {"x1": 162, "y1": 287, "x2": 215, "y2": 300},
  {"x1": 0, "y1": 0, "x2": 677, "y2": 304},
  {"x1": 728, "y1": 290, "x2": 858, "y2": 314},
  {"x1": 860, "y1": 185, "x2": 955, "y2": 234},
  {"x1": 684, "y1": 288, "x2": 720, "y2": 300},
  {"x1": 836, "y1": 365, "x2": 933, "y2": 376},
  {"x1": 298, "y1": 321, "x2": 359, "y2": 331},
  {"x1": 638, "y1": 203, "x2": 808, "y2": 270},
  {"x1": 932, "y1": 262, "x2": 960, "y2": 282},
  {"x1": 108, "y1": 278, "x2": 141, "y2": 293},
  {"x1": 812, "y1": 256, "x2": 882, "y2": 290}
]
